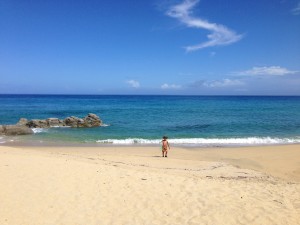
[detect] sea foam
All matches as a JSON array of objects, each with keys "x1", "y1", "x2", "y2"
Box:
[
  {"x1": 0, "y1": 137, "x2": 5, "y2": 144},
  {"x1": 32, "y1": 128, "x2": 47, "y2": 134},
  {"x1": 96, "y1": 137, "x2": 300, "y2": 146}
]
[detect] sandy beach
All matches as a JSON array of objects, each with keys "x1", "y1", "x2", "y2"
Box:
[{"x1": 0, "y1": 144, "x2": 299, "y2": 225}]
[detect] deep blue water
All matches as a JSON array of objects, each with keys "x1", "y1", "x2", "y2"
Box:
[{"x1": 0, "y1": 95, "x2": 300, "y2": 146}]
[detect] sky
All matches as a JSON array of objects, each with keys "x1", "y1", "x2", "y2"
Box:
[{"x1": 0, "y1": 0, "x2": 300, "y2": 95}]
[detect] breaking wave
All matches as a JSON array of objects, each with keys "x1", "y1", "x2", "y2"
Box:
[
  {"x1": 32, "y1": 128, "x2": 47, "y2": 133},
  {"x1": 0, "y1": 136, "x2": 5, "y2": 144},
  {"x1": 96, "y1": 137, "x2": 300, "y2": 146}
]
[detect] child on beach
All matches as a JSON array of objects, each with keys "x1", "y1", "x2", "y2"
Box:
[{"x1": 161, "y1": 136, "x2": 170, "y2": 157}]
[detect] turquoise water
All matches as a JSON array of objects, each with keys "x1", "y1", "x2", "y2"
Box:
[{"x1": 0, "y1": 95, "x2": 300, "y2": 146}]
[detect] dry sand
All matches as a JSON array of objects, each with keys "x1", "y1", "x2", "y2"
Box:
[{"x1": 0, "y1": 144, "x2": 299, "y2": 225}]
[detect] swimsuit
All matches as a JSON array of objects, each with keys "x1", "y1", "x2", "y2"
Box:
[{"x1": 162, "y1": 141, "x2": 168, "y2": 151}]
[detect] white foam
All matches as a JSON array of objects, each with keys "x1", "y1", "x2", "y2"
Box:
[
  {"x1": 96, "y1": 137, "x2": 300, "y2": 146},
  {"x1": 32, "y1": 128, "x2": 47, "y2": 133},
  {"x1": 96, "y1": 138, "x2": 160, "y2": 144},
  {"x1": 169, "y1": 137, "x2": 299, "y2": 145},
  {"x1": 101, "y1": 124, "x2": 110, "y2": 127},
  {"x1": 50, "y1": 126, "x2": 71, "y2": 128},
  {"x1": 0, "y1": 137, "x2": 5, "y2": 144}
]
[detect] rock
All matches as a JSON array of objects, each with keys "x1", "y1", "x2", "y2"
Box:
[
  {"x1": 63, "y1": 114, "x2": 102, "y2": 128},
  {"x1": 59, "y1": 119, "x2": 65, "y2": 126},
  {"x1": 46, "y1": 118, "x2": 61, "y2": 127},
  {"x1": 0, "y1": 125, "x2": 4, "y2": 135},
  {"x1": 17, "y1": 118, "x2": 28, "y2": 126},
  {"x1": 77, "y1": 118, "x2": 85, "y2": 127},
  {"x1": 4, "y1": 125, "x2": 33, "y2": 136},
  {"x1": 26, "y1": 119, "x2": 48, "y2": 128},
  {"x1": 64, "y1": 116, "x2": 81, "y2": 127},
  {"x1": 0, "y1": 114, "x2": 102, "y2": 135},
  {"x1": 82, "y1": 113, "x2": 102, "y2": 127}
]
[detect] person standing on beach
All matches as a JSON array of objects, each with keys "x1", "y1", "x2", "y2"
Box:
[{"x1": 161, "y1": 136, "x2": 170, "y2": 157}]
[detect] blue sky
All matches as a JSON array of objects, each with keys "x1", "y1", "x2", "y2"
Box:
[{"x1": 1, "y1": 0, "x2": 300, "y2": 95}]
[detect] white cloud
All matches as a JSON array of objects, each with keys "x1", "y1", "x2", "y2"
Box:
[
  {"x1": 236, "y1": 66, "x2": 298, "y2": 76},
  {"x1": 126, "y1": 80, "x2": 140, "y2": 88},
  {"x1": 161, "y1": 83, "x2": 182, "y2": 89},
  {"x1": 291, "y1": 2, "x2": 300, "y2": 15},
  {"x1": 166, "y1": 0, "x2": 243, "y2": 51},
  {"x1": 204, "y1": 79, "x2": 244, "y2": 88}
]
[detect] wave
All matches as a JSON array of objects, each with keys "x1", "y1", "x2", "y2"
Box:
[
  {"x1": 0, "y1": 136, "x2": 5, "y2": 144},
  {"x1": 32, "y1": 125, "x2": 107, "y2": 133},
  {"x1": 32, "y1": 128, "x2": 47, "y2": 133},
  {"x1": 50, "y1": 126, "x2": 72, "y2": 128},
  {"x1": 96, "y1": 138, "x2": 159, "y2": 144},
  {"x1": 32, "y1": 126, "x2": 73, "y2": 133},
  {"x1": 96, "y1": 137, "x2": 300, "y2": 146}
]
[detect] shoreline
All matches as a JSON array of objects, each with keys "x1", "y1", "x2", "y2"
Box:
[
  {"x1": 1, "y1": 136, "x2": 300, "y2": 148},
  {"x1": 1, "y1": 144, "x2": 300, "y2": 224}
]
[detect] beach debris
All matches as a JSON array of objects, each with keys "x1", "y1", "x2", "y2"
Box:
[{"x1": 0, "y1": 113, "x2": 103, "y2": 136}]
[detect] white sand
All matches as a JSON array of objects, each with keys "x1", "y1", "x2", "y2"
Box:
[{"x1": 0, "y1": 145, "x2": 300, "y2": 225}]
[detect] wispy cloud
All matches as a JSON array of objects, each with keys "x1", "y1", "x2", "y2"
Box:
[
  {"x1": 166, "y1": 0, "x2": 243, "y2": 51},
  {"x1": 188, "y1": 79, "x2": 244, "y2": 88},
  {"x1": 126, "y1": 80, "x2": 140, "y2": 88},
  {"x1": 161, "y1": 83, "x2": 182, "y2": 89},
  {"x1": 236, "y1": 66, "x2": 298, "y2": 76},
  {"x1": 203, "y1": 79, "x2": 244, "y2": 88},
  {"x1": 291, "y1": 2, "x2": 300, "y2": 15}
]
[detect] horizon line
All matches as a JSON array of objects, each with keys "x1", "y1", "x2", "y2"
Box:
[{"x1": 0, "y1": 94, "x2": 300, "y2": 97}]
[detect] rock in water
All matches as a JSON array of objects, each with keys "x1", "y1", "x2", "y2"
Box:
[
  {"x1": 0, "y1": 114, "x2": 103, "y2": 134},
  {"x1": 64, "y1": 114, "x2": 102, "y2": 128},
  {"x1": 63, "y1": 116, "x2": 81, "y2": 127},
  {"x1": 26, "y1": 119, "x2": 48, "y2": 128},
  {"x1": 17, "y1": 118, "x2": 28, "y2": 126},
  {"x1": 3, "y1": 125, "x2": 33, "y2": 135},
  {"x1": 46, "y1": 118, "x2": 62, "y2": 127},
  {"x1": 0, "y1": 125, "x2": 4, "y2": 135},
  {"x1": 82, "y1": 113, "x2": 102, "y2": 127}
]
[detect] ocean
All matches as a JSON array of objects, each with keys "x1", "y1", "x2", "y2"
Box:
[{"x1": 0, "y1": 95, "x2": 300, "y2": 147}]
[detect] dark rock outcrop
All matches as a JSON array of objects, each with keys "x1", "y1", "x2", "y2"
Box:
[
  {"x1": 0, "y1": 113, "x2": 103, "y2": 136},
  {"x1": 83, "y1": 113, "x2": 102, "y2": 127},
  {"x1": 63, "y1": 113, "x2": 102, "y2": 128},
  {"x1": 23, "y1": 113, "x2": 103, "y2": 128},
  {"x1": 46, "y1": 118, "x2": 63, "y2": 127},
  {"x1": 64, "y1": 116, "x2": 81, "y2": 127},
  {"x1": 24, "y1": 114, "x2": 103, "y2": 128},
  {"x1": 26, "y1": 119, "x2": 48, "y2": 128},
  {"x1": 24, "y1": 118, "x2": 65, "y2": 128}
]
